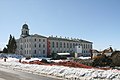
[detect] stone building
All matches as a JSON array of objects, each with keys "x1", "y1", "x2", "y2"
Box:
[
  {"x1": 16, "y1": 24, "x2": 92, "y2": 57},
  {"x1": 47, "y1": 36, "x2": 92, "y2": 57}
]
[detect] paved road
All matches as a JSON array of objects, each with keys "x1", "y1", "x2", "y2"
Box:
[{"x1": 0, "y1": 67, "x2": 62, "y2": 80}]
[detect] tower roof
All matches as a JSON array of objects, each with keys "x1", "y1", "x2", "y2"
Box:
[{"x1": 22, "y1": 24, "x2": 29, "y2": 29}]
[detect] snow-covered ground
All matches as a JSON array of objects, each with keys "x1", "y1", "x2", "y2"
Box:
[{"x1": 0, "y1": 58, "x2": 120, "y2": 80}]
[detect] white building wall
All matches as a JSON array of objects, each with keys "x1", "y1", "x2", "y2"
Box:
[
  {"x1": 16, "y1": 35, "x2": 47, "y2": 57},
  {"x1": 81, "y1": 42, "x2": 92, "y2": 56}
]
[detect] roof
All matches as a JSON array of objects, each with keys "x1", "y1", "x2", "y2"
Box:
[
  {"x1": 79, "y1": 39, "x2": 93, "y2": 43},
  {"x1": 22, "y1": 24, "x2": 29, "y2": 29},
  {"x1": 48, "y1": 37, "x2": 80, "y2": 42},
  {"x1": 30, "y1": 34, "x2": 47, "y2": 38},
  {"x1": 48, "y1": 37, "x2": 92, "y2": 43},
  {"x1": 57, "y1": 53, "x2": 70, "y2": 55}
]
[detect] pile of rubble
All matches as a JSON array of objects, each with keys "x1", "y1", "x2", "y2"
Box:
[
  {"x1": 21, "y1": 59, "x2": 114, "y2": 70},
  {"x1": 21, "y1": 59, "x2": 93, "y2": 69},
  {"x1": 52, "y1": 61, "x2": 93, "y2": 68},
  {"x1": 91, "y1": 47, "x2": 120, "y2": 67}
]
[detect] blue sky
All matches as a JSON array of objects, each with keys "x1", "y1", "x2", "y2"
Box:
[{"x1": 0, "y1": 0, "x2": 120, "y2": 50}]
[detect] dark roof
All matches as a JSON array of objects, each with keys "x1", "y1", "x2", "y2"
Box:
[
  {"x1": 22, "y1": 24, "x2": 29, "y2": 29},
  {"x1": 79, "y1": 39, "x2": 93, "y2": 43}
]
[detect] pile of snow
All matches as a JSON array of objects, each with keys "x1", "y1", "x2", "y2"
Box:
[
  {"x1": 0, "y1": 58, "x2": 120, "y2": 80},
  {"x1": 21, "y1": 58, "x2": 42, "y2": 62}
]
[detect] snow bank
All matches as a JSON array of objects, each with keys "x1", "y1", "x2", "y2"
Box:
[
  {"x1": 0, "y1": 58, "x2": 120, "y2": 80},
  {"x1": 21, "y1": 58, "x2": 42, "y2": 62}
]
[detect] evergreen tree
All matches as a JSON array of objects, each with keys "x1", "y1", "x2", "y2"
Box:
[
  {"x1": 12, "y1": 36, "x2": 17, "y2": 53},
  {"x1": 3, "y1": 47, "x2": 8, "y2": 53},
  {"x1": 7, "y1": 34, "x2": 12, "y2": 53},
  {"x1": 6, "y1": 34, "x2": 17, "y2": 53}
]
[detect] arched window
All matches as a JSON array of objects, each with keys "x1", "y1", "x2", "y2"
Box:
[{"x1": 26, "y1": 31, "x2": 28, "y2": 34}]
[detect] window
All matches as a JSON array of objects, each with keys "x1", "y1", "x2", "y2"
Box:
[
  {"x1": 21, "y1": 39, "x2": 22, "y2": 43},
  {"x1": 26, "y1": 44, "x2": 28, "y2": 48},
  {"x1": 25, "y1": 50, "x2": 26, "y2": 54},
  {"x1": 86, "y1": 44, "x2": 87, "y2": 49},
  {"x1": 21, "y1": 45, "x2": 22, "y2": 49},
  {"x1": 34, "y1": 50, "x2": 36, "y2": 54},
  {"x1": 43, "y1": 50, "x2": 45, "y2": 54},
  {"x1": 81, "y1": 44, "x2": 83, "y2": 46},
  {"x1": 64, "y1": 43, "x2": 66, "y2": 48},
  {"x1": 26, "y1": 31, "x2": 28, "y2": 34},
  {"x1": 73, "y1": 43, "x2": 75, "y2": 48},
  {"x1": 27, "y1": 50, "x2": 28, "y2": 54},
  {"x1": 29, "y1": 44, "x2": 31, "y2": 48},
  {"x1": 76, "y1": 43, "x2": 77, "y2": 46},
  {"x1": 56, "y1": 42, "x2": 58, "y2": 48},
  {"x1": 60, "y1": 42, "x2": 62, "y2": 48},
  {"x1": 52, "y1": 42, "x2": 54, "y2": 48},
  {"x1": 67, "y1": 43, "x2": 69, "y2": 48},
  {"x1": 88, "y1": 45, "x2": 89, "y2": 49},
  {"x1": 43, "y1": 39, "x2": 45, "y2": 42},
  {"x1": 29, "y1": 39, "x2": 30, "y2": 42},
  {"x1": 34, "y1": 44, "x2": 36, "y2": 47},
  {"x1": 70, "y1": 43, "x2": 72, "y2": 48},
  {"x1": 29, "y1": 50, "x2": 30, "y2": 54},
  {"x1": 35, "y1": 39, "x2": 36, "y2": 41},
  {"x1": 82, "y1": 50, "x2": 84, "y2": 53},
  {"x1": 43, "y1": 44, "x2": 45, "y2": 48},
  {"x1": 91, "y1": 45, "x2": 92, "y2": 48},
  {"x1": 39, "y1": 44, "x2": 41, "y2": 47},
  {"x1": 39, "y1": 39, "x2": 41, "y2": 42}
]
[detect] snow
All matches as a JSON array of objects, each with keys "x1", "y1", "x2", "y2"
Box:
[
  {"x1": 50, "y1": 60, "x2": 69, "y2": 63},
  {"x1": 78, "y1": 56, "x2": 91, "y2": 59},
  {"x1": 21, "y1": 58, "x2": 42, "y2": 62},
  {"x1": 0, "y1": 57, "x2": 120, "y2": 80},
  {"x1": 57, "y1": 53, "x2": 70, "y2": 55}
]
